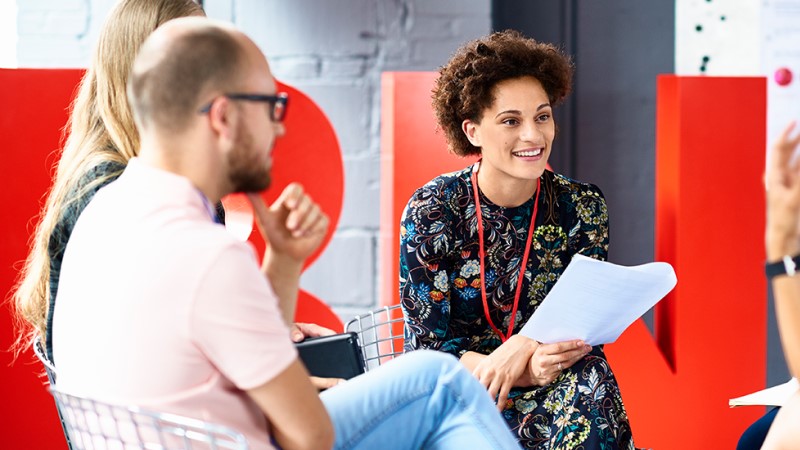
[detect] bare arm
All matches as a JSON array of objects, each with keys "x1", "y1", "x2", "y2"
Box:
[
  {"x1": 765, "y1": 121, "x2": 800, "y2": 377},
  {"x1": 246, "y1": 358, "x2": 335, "y2": 450},
  {"x1": 769, "y1": 277, "x2": 800, "y2": 377},
  {"x1": 262, "y1": 251, "x2": 303, "y2": 326}
]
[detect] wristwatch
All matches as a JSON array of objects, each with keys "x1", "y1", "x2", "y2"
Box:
[{"x1": 765, "y1": 254, "x2": 800, "y2": 279}]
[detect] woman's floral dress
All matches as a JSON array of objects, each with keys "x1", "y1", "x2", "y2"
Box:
[{"x1": 400, "y1": 167, "x2": 635, "y2": 449}]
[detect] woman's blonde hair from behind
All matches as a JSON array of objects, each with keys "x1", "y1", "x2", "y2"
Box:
[{"x1": 11, "y1": 0, "x2": 204, "y2": 356}]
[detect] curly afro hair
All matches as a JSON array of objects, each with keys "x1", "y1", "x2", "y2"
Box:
[{"x1": 432, "y1": 29, "x2": 574, "y2": 156}]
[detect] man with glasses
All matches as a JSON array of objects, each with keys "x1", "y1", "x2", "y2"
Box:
[{"x1": 52, "y1": 17, "x2": 521, "y2": 450}]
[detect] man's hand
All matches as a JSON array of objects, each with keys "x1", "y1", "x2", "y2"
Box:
[
  {"x1": 290, "y1": 323, "x2": 344, "y2": 391},
  {"x1": 248, "y1": 183, "x2": 329, "y2": 264},
  {"x1": 248, "y1": 186, "x2": 329, "y2": 325},
  {"x1": 766, "y1": 121, "x2": 800, "y2": 260}
]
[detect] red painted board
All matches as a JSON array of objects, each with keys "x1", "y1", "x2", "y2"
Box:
[
  {"x1": 379, "y1": 72, "x2": 478, "y2": 309},
  {"x1": 605, "y1": 75, "x2": 767, "y2": 449},
  {"x1": 0, "y1": 68, "x2": 84, "y2": 450}
]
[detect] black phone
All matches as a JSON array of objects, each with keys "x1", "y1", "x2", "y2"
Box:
[{"x1": 295, "y1": 332, "x2": 366, "y2": 380}]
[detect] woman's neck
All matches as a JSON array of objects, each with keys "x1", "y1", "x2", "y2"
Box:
[{"x1": 476, "y1": 166, "x2": 538, "y2": 208}]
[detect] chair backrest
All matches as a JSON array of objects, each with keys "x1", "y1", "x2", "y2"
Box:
[
  {"x1": 33, "y1": 334, "x2": 78, "y2": 450},
  {"x1": 33, "y1": 335, "x2": 58, "y2": 384},
  {"x1": 51, "y1": 388, "x2": 250, "y2": 450},
  {"x1": 345, "y1": 304, "x2": 405, "y2": 371}
]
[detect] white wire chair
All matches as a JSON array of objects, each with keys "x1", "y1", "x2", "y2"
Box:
[
  {"x1": 345, "y1": 304, "x2": 405, "y2": 371},
  {"x1": 50, "y1": 388, "x2": 250, "y2": 450}
]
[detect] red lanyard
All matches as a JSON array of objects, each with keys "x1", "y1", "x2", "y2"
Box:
[{"x1": 470, "y1": 162, "x2": 540, "y2": 343}]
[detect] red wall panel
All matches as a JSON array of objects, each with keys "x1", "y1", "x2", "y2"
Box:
[
  {"x1": 0, "y1": 68, "x2": 84, "y2": 450},
  {"x1": 379, "y1": 72, "x2": 478, "y2": 309}
]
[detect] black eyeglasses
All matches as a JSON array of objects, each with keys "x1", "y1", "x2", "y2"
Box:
[{"x1": 199, "y1": 92, "x2": 289, "y2": 122}]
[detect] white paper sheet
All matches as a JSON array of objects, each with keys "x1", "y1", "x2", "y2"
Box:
[
  {"x1": 519, "y1": 254, "x2": 677, "y2": 345},
  {"x1": 729, "y1": 378, "x2": 799, "y2": 408}
]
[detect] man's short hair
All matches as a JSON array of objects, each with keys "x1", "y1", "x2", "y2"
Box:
[{"x1": 128, "y1": 20, "x2": 248, "y2": 133}]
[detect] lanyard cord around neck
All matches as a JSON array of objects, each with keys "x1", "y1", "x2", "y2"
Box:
[{"x1": 470, "y1": 162, "x2": 541, "y2": 343}]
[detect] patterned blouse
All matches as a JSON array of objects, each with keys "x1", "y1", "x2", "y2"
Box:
[{"x1": 400, "y1": 166, "x2": 635, "y2": 449}]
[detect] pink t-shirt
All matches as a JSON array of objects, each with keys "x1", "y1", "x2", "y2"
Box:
[{"x1": 53, "y1": 158, "x2": 296, "y2": 450}]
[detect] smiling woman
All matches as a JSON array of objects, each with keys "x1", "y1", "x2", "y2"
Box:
[
  {"x1": 461, "y1": 76, "x2": 554, "y2": 207},
  {"x1": 0, "y1": 0, "x2": 17, "y2": 68},
  {"x1": 399, "y1": 30, "x2": 636, "y2": 449}
]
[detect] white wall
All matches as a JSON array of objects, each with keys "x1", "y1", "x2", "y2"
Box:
[
  {"x1": 14, "y1": 0, "x2": 491, "y2": 322},
  {"x1": 675, "y1": 0, "x2": 760, "y2": 75},
  {"x1": 0, "y1": 0, "x2": 18, "y2": 67}
]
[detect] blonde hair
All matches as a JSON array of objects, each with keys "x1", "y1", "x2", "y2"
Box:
[{"x1": 11, "y1": 0, "x2": 203, "y2": 355}]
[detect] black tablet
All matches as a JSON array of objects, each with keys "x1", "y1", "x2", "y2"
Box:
[{"x1": 295, "y1": 332, "x2": 366, "y2": 380}]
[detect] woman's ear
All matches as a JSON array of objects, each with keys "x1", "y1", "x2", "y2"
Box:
[{"x1": 462, "y1": 119, "x2": 481, "y2": 147}]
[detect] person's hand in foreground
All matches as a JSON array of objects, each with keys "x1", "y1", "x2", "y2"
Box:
[{"x1": 765, "y1": 121, "x2": 800, "y2": 260}]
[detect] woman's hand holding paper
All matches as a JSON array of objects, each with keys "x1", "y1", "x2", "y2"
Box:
[{"x1": 526, "y1": 339, "x2": 592, "y2": 387}]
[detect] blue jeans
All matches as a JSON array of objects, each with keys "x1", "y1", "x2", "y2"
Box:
[{"x1": 320, "y1": 350, "x2": 521, "y2": 450}]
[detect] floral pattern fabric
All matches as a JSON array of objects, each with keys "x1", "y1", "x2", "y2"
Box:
[{"x1": 400, "y1": 166, "x2": 635, "y2": 449}]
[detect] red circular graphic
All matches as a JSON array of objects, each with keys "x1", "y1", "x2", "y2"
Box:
[{"x1": 222, "y1": 80, "x2": 345, "y2": 330}]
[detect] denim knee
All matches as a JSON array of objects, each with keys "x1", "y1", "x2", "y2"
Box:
[
  {"x1": 402, "y1": 350, "x2": 459, "y2": 372},
  {"x1": 399, "y1": 350, "x2": 474, "y2": 387}
]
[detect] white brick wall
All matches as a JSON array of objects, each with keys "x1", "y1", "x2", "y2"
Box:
[
  {"x1": 15, "y1": 0, "x2": 117, "y2": 68},
  {"x1": 13, "y1": 0, "x2": 491, "y2": 323},
  {"x1": 235, "y1": 0, "x2": 491, "y2": 321}
]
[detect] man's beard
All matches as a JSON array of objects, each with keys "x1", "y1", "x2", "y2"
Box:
[{"x1": 228, "y1": 122, "x2": 271, "y2": 193}]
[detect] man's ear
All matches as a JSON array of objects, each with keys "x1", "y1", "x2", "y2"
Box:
[
  {"x1": 462, "y1": 119, "x2": 481, "y2": 147},
  {"x1": 207, "y1": 96, "x2": 236, "y2": 141}
]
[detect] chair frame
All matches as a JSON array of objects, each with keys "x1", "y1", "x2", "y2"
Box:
[
  {"x1": 51, "y1": 388, "x2": 250, "y2": 450},
  {"x1": 32, "y1": 335, "x2": 58, "y2": 383},
  {"x1": 345, "y1": 304, "x2": 405, "y2": 371},
  {"x1": 33, "y1": 335, "x2": 248, "y2": 449},
  {"x1": 33, "y1": 335, "x2": 76, "y2": 449}
]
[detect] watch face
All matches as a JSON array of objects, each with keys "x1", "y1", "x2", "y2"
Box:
[{"x1": 786, "y1": 255, "x2": 798, "y2": 276}]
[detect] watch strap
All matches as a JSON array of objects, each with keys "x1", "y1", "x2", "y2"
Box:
[{"x1": 765, "y1": 254, "x2": 800, "y2": 279}]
